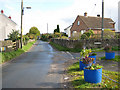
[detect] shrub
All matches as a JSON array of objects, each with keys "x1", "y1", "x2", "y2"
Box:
[
  {"x1": 81, "y1": 34, "x2": 88, "y2": 39},
  {"x1": 103, "y1": 29, "x2": 115, "y2": 39}
]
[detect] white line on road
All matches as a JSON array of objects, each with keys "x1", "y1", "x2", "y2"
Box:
[{"x1": 66, "y1": 51, "x2": 75, "y2": 59}]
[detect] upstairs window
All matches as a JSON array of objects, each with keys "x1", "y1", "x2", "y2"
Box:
[{"x1": 78, "y1": 21, "x2": 80, "y2": 25}]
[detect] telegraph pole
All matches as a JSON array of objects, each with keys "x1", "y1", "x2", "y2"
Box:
[
  {"x1": 20, "y1": 0, "x2": 31, "y2": 48},
  {"x1": 21, "y1": 0, "x2": 23, "y2": 48},
  {"x1": 101, "y1": 0, "x2": 104, "y2": 39}
]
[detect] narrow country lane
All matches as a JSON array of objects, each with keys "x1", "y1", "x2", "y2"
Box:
[{"x1": 2, "y1": 40, "x2": 71, "y2": 88}]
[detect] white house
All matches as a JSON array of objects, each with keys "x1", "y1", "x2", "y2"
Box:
[
  {"x1": 118, "y1": 1, "x2": 120, "y2": 31},
  {"x1": 0, "y1": 10, "x2": 17, "y2": 41},
  {"x1": 64, "y1": 25, "x2": 72, "y2": 38}
]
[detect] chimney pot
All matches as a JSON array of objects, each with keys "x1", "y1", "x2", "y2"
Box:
[
  {"x1": 97, "y1": 14, "x2": 100, "y2": 17},
  {"x1": 1, "y1": 10, "x2": 4, "y2": 13},
  {"x1": 84, "y1": 12, "x2": 87, "y2": 16},
  {"x1": 8, "y1": 16, "x2": 11, "y2": 19}
]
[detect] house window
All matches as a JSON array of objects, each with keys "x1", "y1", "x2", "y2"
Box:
[{"x1": 78, "y1": 21, "x2": 80, "y2": 26}]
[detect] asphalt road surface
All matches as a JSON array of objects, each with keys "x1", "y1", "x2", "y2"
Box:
[{"x1": 2, "y1": 40, "x2": 70, "y2": 88}]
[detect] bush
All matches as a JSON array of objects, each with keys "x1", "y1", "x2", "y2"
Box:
[
  {"x1": 103, "y1": 29, "x2": 115, "y2": 39},
  {"x1": 8, "y1": 29, "x2": 20, "y2": 42},
  {"x1": 81, "y1": 34, "x2": 88, "y2": 39}
]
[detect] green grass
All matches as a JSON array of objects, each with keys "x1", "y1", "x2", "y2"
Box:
[
  {"x1": 1, "y1": 41, "x2": 36, "y2": 63},
  {"x1": 50, "y1": 42, "x2": 82, "y2": 52},
  {"x1": 99, "y1": 55, "x2": 120, "y2": 62},
  {"x1": 67, "y1": 62, "x2": 119, "y2": 88},
  {"x1": 112, "y1": 46, "x2": 120, "y2": 51},
  {"x1": 22, "y1": 41, "x2": 36, "y2": 52}
]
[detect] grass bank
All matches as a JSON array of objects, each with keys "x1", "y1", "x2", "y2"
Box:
[
  {"x1": 1, "y1": 41, "x2": 36, "y2": 64},
  {"x1": 99, "y1": 55, "x2": 120, "y2": 62},
  {"x1": 67, "y1": 62, "x2": 119, "y2": 88},
  {"x1": 50, "y1": 42, "x2": 82, "y2": 52}
]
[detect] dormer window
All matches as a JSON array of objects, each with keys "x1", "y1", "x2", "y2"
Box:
[{"x1": 78, "y1": 21, "x2": 80, "y2": 25}]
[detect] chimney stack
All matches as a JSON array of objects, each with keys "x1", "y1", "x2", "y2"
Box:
[
  {"x1": 84, "y1": 12, "x2": 87, "y2": 16},
  {"x1": 8, "y1": 16, "x2": 11, "y2": 19},
  {"x1": 97, "y1": 14, "x2": 100, "y2": 17},
  {"x1": 1, "y1": 10, "x2": 4, "y2": 13}
]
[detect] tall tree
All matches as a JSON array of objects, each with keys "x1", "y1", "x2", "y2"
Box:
[
  {"x1": 57, "y1": 25, "x2": 60, "y2": 33},
  {"x1": 29, "y1": 27, "x2": 40, "y2": 39}
]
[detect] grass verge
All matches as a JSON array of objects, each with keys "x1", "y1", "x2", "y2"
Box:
[
  {"x1": 67, "y1": 62, "x2": 119, "y2": 88},
  {"x1": 99, "y1": 55, "x2": 120, "y2": 62},
  {"x1": 50, "y1": 42, "x2": 82, "y2": 52},
  {"x1": 1, "y1": 41, "x2": 36, "y2": 64}
]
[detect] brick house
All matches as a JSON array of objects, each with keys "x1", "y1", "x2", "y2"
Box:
[
  {"x1": 0, "y1": 10, "x2": 17, "y2": 41},
  {"x1": 70, "y1": 12, "x2": 115, "y2": 37}
]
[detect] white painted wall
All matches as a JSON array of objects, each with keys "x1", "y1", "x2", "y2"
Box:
[
  {"x1": 0, "y1": 13, "x2": 17, "y2": 41},
  {"x1": 64, "y1": 25, "x2": 72, "y2": 38},
  {"x1": 118, "y1": 1, "x2": 120, "y2": 31}
]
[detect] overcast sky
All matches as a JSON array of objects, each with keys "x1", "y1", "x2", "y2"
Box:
[{"x1": 0, "y1": 0, "x2": 119, "y2": 34}]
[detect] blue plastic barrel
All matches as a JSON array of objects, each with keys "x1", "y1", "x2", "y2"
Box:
[
  {"x1": 105, "y1": 52, "x2": 115, "y2": 59},
  {"x1": 89, "y1": 55, "x2": 96, "y2": 64},
  {"x1": 79, "y1": 61, "x2": 92, "y2": 71},
  {"x1": 84, "y1": 68, "x2": 102, "y2": 83}
]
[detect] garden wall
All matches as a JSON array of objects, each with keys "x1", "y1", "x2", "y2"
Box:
[{"x1": 51, "y1": 39, "x2": 120, "y2": 49}]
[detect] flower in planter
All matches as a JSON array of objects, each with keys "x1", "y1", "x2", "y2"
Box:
[
  {"x1": 84, "y1": 64, "x2": 103, "y2": 83},
  {"x1": 104, "y1": 44, "x2": 115, "y2": 59},
  {"x1": 81, "y1": 56, "x2": 94, "y2": 65},
  {"x1": 89, "y1": 53, "x2": 97, "y2": 56},
  {"x1": 85, "y1": 64, "x2": 103, "y2": 70},
  {"x1": 80, "y1": 48, "x2": 92, "y2": 58}
]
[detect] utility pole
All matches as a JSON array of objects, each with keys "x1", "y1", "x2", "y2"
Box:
[
  {"x1": 101, "y1": 0, "x2": 104, "y2": 39},
  {"x1": 20, "y1": 0, "x2": 31, "y2": 48},
  {"x1": 21, "y1": 0, "x2": 23, "y2": 48}
]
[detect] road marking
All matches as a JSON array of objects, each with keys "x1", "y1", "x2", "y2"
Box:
[{"x1": 66, "y1": 51, "x2": 75, "y2": 59}]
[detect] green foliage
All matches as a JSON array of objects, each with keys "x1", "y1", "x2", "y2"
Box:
[
  {"x1": 40, "y1": 34, "x2": 48, "y2": 41},
  {"x1": 29, "y1": 27, "x2": 40, "y2": 39},
  {"x1": 84, "y1": 32, "x2": 91, "y2": 38},
  {"x1": 80, "y1": 30, "x2": 94, "y2": 39},
  {"x1": 22, "y1": 41, "x2": 36, "y2": 52},
  {"x1": 57, "y1": 25, "x2": 60, "y2": 33},
  {"x1": 115, "y1": 33, "x2": 120, "y2": 39},
  {"x1": 80, "y1": 49, "x2": 92, "y2": 58},
  {"x1": 54, "y1": 25, "x2": 60, "y2": 33},
  {"x1": 23, "y1": 35, "x2": 29, "y2": 45},
  {"x1": 89, "y1": 29, "x2": 94, "y2": 36},
  {"x1": 85, "y1": 64, "x2": 103, "y2": 70},
  {"x1": 8, "y1": 29, "x2": 20, "y2": 42},
  {"x1": 103, "y1": 29, "x2": 115, "y2": 39},
  {"x1": 81, "y1": 34, "x2": 88, "y2": 39}
]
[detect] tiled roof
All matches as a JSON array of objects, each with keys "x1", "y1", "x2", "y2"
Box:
[
  {"x1": 79, "y1": 15, "x2": 114, "y2": 29},
  {"x1": 64, "y1": 25, "x2": 72, "y2": 30}
]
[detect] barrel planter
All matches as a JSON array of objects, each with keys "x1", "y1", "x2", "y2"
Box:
[
  {"x1": 105, "y1": 52, "x2": 115, "y2": 59},
  {"x1": 89, "y1": 55, "x2": 96, "y2": 64},
  {"x1": 84, "y1": 68, "x2": 102, "y2": 83},
  {"x1": 79, "y1": 61, "x2": 92, "y2": 71}
]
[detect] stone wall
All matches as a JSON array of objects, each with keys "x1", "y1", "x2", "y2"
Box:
[{"x1": 51, "y1": 39, "x2": 120, "y2": 49}]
